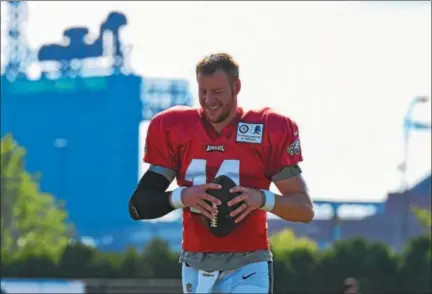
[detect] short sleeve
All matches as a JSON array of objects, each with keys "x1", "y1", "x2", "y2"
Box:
[
  {"x1": 267, "y1": 115, "x2": 303, "y2": 177},
  {"x1": 143, "y1": 114, "x2": 178, "y2": 171}
]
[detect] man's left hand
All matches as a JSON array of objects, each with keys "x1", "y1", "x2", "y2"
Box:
[{"x1": 228, "y1": 186, "x2": 264, "y2": 223}]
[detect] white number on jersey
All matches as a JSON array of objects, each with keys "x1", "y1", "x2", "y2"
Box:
[{"x1": 185, "y1": 159, "x2": 240, "y2": 213}]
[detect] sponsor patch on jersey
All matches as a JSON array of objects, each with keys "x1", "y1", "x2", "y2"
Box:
[
  {"x1": 206, "y1": 145, "x2": 225, "y2": 152},
  {"x1": 287, "y1": 139, "x2": 301, "y2": 156},
  {"x1": 236, "y1": 123, "x2": 264, "y2": 144}
]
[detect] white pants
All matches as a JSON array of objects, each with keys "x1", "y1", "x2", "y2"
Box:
[{"x1": 182, "y1": 261, "x2": 273, "y2": 294}]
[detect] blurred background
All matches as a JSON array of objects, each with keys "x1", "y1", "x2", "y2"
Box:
[{"x1": 0, "y1": 1, "x2": 430, "y2": 293}]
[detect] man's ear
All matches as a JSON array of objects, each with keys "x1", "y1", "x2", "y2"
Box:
[{"x1": 232, "y1": 79, "x2": 241, "y2": 96}]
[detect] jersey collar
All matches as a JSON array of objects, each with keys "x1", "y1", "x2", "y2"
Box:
[{"x1": 198, "y1": 107, "x2": 244, "y2": 138}]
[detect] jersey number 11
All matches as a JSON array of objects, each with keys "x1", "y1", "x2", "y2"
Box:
[{"x1": 185, "y1": 159, "x2": 240, "y2": 214}]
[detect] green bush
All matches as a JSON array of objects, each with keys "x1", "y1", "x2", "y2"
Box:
[{"x1": 1, "y1": 231, "x2": 431, "y2": 293}]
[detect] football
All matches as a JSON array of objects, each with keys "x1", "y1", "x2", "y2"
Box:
[{"x1": 201, "y1": 175, "x2": 245, "y2": 237}]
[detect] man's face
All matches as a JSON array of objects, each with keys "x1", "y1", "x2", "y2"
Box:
[{"x1": 198, "y1": 70, "x2": 239, "y2": 124}]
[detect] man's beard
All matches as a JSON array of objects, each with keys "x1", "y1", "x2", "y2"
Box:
[{"x1": 206, "y1": 96, "x2": 234, "y2": 124}]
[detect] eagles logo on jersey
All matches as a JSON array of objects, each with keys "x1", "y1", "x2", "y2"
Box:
[{"x1": 287, "y1": 139, "x2": 301, "y2": 156}]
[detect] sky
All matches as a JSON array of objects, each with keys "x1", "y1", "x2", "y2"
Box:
[{"x1": 1, "y1": 1, "x2": 431, "y2": 219}]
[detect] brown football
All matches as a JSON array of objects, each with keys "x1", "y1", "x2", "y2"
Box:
[{"x1": 200, "y1": 175, "x2": 245, "y2": 237}]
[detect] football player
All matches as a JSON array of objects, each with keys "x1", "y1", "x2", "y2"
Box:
[{"x1": 129, "y1": 53, "x2": 314, "y2": 293}]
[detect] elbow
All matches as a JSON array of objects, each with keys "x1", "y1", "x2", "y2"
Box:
[
  {"x1": 300, "y1": 204, "x2": 315, "y2": 223},
  {"x1": 129, "y1": 201, "x2": 143, "y2": 221},
  {"x1": 128, "y1": 200, "x2": 159, "y2": 221},
  {"x1": 277, "y1": 203, "x2": 315, "y2": 223},
  {"x1": 128, "y1": 191, "x2": 173, "y2": 220},
  {"x1": 129, "y1": 203, "x2": 157, "y2": 221}
]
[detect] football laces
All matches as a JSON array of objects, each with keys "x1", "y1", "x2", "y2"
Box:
[{"x1": 210, "y1": 203, "x2": 218, "y2": 228}]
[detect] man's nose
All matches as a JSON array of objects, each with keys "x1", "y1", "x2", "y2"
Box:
[{"x1": 204, "y1": 95, "x2": 218, "y2": 104}]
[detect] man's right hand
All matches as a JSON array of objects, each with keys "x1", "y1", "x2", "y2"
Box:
[{"x1": 181, "y1": 183, "x2": 222, "y2": 219}]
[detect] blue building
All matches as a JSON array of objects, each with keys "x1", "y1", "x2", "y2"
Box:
[
  {"x1": 267, "y1": 173, "x2": 431, "y2": 250},
  {"x1": 1, "y1": 9, "x2": 193, "y2": 251},
  {"x1": 1, "y1": 74, "x2": 192, "y2": 251}
]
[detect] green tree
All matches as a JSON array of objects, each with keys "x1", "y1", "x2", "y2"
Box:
[
  {"x1": 313, "y1": 238, "x2": 399, "y2": 293},
  {"x1": 139, "y1": 238, "x2": 181, "y2": 278},
  {"x1": 270, "y1": 229, "x2": 318, "y2": 256},
  {"x1": 270, "y1": 229, "x2": 319, "y2": 293},
  {"x1": 412, "y1": 206, "x2": 432, "y2": 232},
  {"x1": 118, "y1": 247, "x2": 141, "y2": 278},
  {"x1": 1, "y1": 134, "x2": 70, "y2": 263},
  {"x1": 56, "y1": 241, "x2": 99, "y2": 278},
  {"x1": 398, "y1": 234, "x2": 431, "y2": 293}
]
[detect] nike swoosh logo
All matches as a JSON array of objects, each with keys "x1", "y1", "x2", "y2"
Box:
[
  {"x1": 242, "y1": 272, "x2": 256, "y2": 280},
  {"x1": 293, "y1": 130, "x2": 299, "y2": 136}
]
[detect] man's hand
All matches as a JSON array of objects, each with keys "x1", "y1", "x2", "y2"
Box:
[
  {"x1": 181, "y1": 183, "x2": 222, "y2": 220},
  {"x1": 227, "y1": 186, "x2": 264, "y2": 223}
]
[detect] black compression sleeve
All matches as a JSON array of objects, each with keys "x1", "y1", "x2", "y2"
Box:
[{"x1": 128, "y1": 170, "x2": 175, "y2": 220}]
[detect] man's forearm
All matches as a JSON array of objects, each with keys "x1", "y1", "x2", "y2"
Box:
[
  {"x1": 129, "y1": 189, "x2": 174, "y2": 220},
  {"x1": 270, "y1": 192, "x2": 314, "y2": 223},
  {"x1": 128, "y1": 169, "x2": 175, "y2": 220}
]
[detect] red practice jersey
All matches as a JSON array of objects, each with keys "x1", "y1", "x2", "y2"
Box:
[{"x1": 144, "y1": 106, "x2": 303, "y2": 252}]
